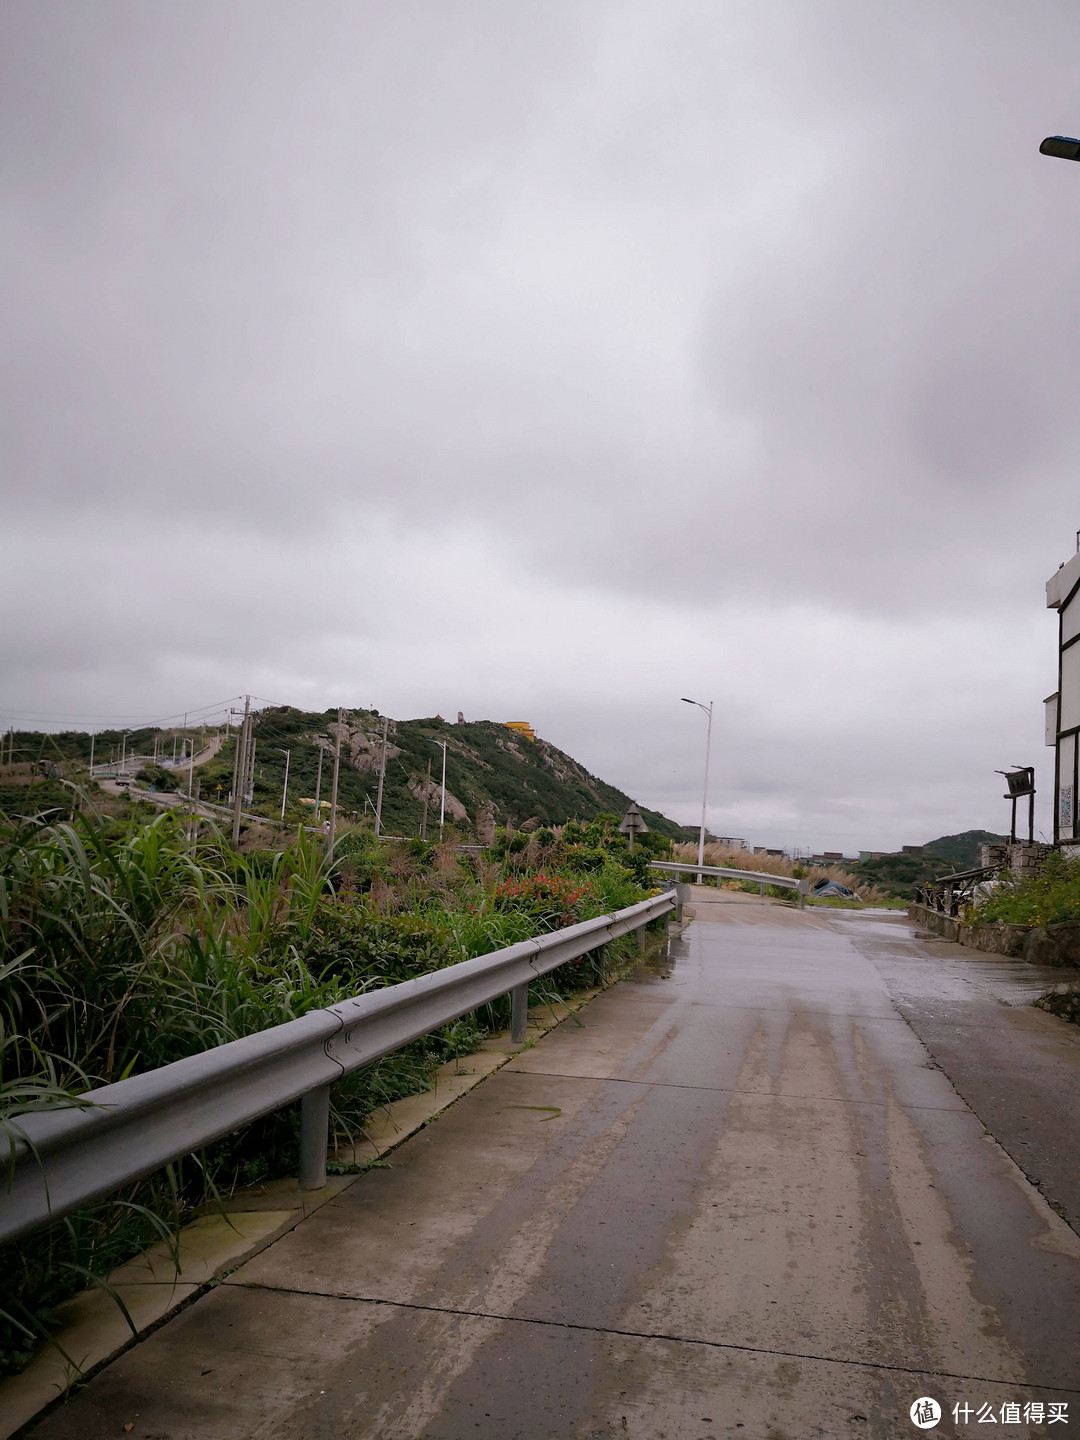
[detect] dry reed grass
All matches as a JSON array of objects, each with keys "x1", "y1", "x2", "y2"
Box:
[{"x1": 671, "y1": 843, "x2": 894, "y2": 907}]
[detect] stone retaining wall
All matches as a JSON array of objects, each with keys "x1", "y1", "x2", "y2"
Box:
[{"x1": 908, "y1": 903, "x2": 1080, "y2": 966}]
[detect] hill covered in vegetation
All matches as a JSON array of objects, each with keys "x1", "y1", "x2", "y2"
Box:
[
  {"x1": 852, "y1": 829, "x2": 1007, "y2": 900},
  {"x1": 1, "y1": 709, "x2": 687, "y2": 842},
  {"x1": 215, "y1": 708, "x2": 686, "y2": 840}
]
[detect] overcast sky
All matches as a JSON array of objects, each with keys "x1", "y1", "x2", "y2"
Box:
[{"x1": 3, "y1": 1, "x2": 1080, "y2": 851}]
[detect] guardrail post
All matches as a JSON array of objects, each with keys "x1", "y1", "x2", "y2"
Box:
[
  {"x1": 511, "y1": 982, "x2": 529, "y2": 1043},
  {"x1": 758, "y1": 881, "x2": 764, "y2": 896},
  {"x1": 674, "y1": 883, "x2": 688, "y2": 922},
  {"x1": 636, "y1": 924, "x2": 646, "y2": 953},
  {"x1": 300, "y1": 1084, "x2": 331, "y2": 1191}
]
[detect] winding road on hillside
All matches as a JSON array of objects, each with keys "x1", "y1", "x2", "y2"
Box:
[{"x1": 25, "y1": 892, "x2": 1080, "y2": 1440}]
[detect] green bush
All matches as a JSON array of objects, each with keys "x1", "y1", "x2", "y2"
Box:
[
  {"x1": 135, "y1": 765, "x2": 176, "y2": 791},
  {"x1": 970, "y1": 852, "x2": 1080, "y2": 927}
]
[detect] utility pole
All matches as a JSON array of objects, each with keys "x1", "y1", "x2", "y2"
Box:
[
  {"x1": 328, "y1": 708, "x2": 344, "y2": 850},
  {"x1": 231, "y1": 696, "x2": 250, "y2": 845},
  {"x1": 440, "y1": 740, "x2": 447, "y2": 839},
  {"x1": 681, "y1": 698, "x2": 714, "y2": 869},
  {"x1": 421, "y1": 755, "x2": 431, "y2": 840},
  {"x1": 187, "y1": 743, "x2": 198, "y2": 848},
  {"x1": 312, "y1": 744, "x2": 324, "y2": 830},
  {"x1": 89, "y1": 732, "x2": 95, "y2": 775},
  {"x1": 374, "y1": 715, "x2": 389, "y2": 838},
  {"x1": 277, "y1": 748, "x2": 291, "y2": 821}
]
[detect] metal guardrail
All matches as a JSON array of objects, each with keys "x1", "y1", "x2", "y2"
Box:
[
  {"x1": 0, "y1": 890, "x2": 675, "y2": 1247},
  {"x1": 650, "y1": 860, "x2": 808, "y2": 906}
]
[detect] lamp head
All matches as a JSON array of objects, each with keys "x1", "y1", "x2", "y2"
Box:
[{"x1": 1041, "y1": 135, "x2": 1080, "y2": 161}]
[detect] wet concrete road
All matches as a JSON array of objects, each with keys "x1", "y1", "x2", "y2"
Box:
[{"x1": 27, "y1": 897, "x2": 1080, "y2": 1440}]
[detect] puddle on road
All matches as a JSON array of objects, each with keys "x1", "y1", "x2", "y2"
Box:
[{"x1": 629, "y1": 933, "x2": 687, "y2": 984}]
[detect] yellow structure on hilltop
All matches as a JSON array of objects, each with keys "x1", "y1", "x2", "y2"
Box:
[{"x1": 504, "y1": 721, "x2": 536, "y2": 743}]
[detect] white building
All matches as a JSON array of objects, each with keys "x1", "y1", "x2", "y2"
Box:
[{"x1": 1045, "y1": 542, "x2": 1080, "y2": 843}]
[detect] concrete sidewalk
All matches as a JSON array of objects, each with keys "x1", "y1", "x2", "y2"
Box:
[{"x1": 25, "y1": 902, "x2": 1080, "y2": 1440}]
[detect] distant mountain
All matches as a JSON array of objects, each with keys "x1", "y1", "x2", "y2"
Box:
[
  {"x1": 853, "y1": 828, "x2": 1008, "y2": 900},
  {"x1": 922, "y1": 830, "x2": 1008, "y2": 870}
]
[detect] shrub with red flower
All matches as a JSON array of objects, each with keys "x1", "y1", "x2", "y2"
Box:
[{"x1": 491, "y1": 873, "x2": 594, "y2": 930}]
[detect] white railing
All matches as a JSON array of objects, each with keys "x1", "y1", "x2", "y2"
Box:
[{"x1": 650, "y1": 860, "x2": 808, "y2": 907}]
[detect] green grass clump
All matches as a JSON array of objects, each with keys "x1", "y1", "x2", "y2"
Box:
[{"x1": 970, "y1": 852, "x2": 1080, "y2": 928}]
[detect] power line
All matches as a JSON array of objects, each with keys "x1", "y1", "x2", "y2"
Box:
[{"x1": 0, "y1": 696, "x2": 242, "y2": 728}]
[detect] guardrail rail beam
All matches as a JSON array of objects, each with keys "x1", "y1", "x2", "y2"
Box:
[{"x1": 650, "y1": 861, "x2": 809, "y2": 907}]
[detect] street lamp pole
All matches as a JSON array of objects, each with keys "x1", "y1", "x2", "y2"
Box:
[
  {"x1": 428, "y1": 738, "x2": 448, "y2": 840},
  {"x1": 328, "y1": 708, "x2": 344, "y2": 851},
  {"x1": 682, "y1": 698, "x2": 714, "y2": 869},
  {"x1": 374, "y1": 715, "x2": 389, "y2": 838}
]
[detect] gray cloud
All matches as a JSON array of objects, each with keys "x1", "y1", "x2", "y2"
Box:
[{"x1": 2, "y1": 0, "x2": 1078, "y2": 847}]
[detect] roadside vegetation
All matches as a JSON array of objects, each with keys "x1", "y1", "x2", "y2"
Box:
[
  {"x1": 970, "y1": 851, "x2": 1080, "y2": 928},
  {"x1": 0, "y1": 798, "x2": 668, "y2": 1378}
]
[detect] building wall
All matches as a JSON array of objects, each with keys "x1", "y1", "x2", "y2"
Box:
[{"x1": 1046, "y1": 549, "x2": 1080, "y2": 842}]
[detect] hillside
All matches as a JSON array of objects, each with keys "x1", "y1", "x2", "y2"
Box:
[
  {"x1": 1, "y1": 710, "x2": 686, "y2": 841},
  {"x1": 853, "y1": 829, "x2": 1007, "y2": 900},
  {"x1": 219, "y1": 708, "x2": 686, "y2": 839},
  {"x1": 920, "y1": 829, "x2": 1007, "y2": 870}
]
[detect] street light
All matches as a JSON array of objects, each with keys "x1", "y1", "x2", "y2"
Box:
[
  {"x1": 276, "y1": 748, "x2": 291, "y2": 821},
  {"x1": 428, "y1": 738, "x2": 448, "y2": 840},
  {"x1": 681, "y1": 697, "x2": 714, "y2": 869},
  {"x1": 1040, "y1": 135, "x2": 1080, "y2": 161}
]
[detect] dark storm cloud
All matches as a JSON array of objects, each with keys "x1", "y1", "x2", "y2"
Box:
[{"x1": 2, "y1": 0, "x2": 1078, "y2": 845}]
